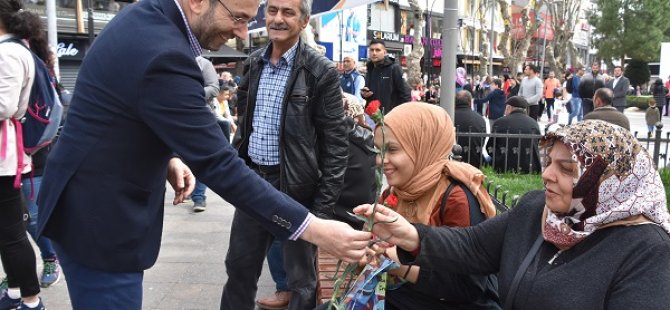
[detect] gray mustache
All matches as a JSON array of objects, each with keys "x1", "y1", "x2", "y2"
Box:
[{"x1": 269, "y1": 24, "x2": 289, "y2": 30}]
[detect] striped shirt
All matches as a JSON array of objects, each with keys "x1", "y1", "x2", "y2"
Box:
[
  {"x1": 248, "y1": 42, "x2": 299, "y2": 166},
  {"x1": 172, "y1": 0, "x2": 202, "y2": 57}
]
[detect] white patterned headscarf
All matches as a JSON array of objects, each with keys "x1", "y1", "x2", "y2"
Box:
[{"x1": 540, "y1": 120, "x2": 670, "y2": 248}]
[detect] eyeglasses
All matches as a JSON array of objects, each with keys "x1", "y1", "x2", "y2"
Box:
[{"x1": 217, "y1": 0, "x2": 256, "y2": 27}]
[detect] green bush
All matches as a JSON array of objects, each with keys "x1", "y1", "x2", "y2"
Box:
[
  {"x1": 660, "y1": 168, "x2": 670, "y2": 211},
  {"x1": 483, "y1": 166, "x2": 670, "y2": 212},
  {"x1": 626, "y1": 95, "x2": 653, "y2": 109},
  {"x1": 481, "y1": 166, "x2": 544, "y2": 207}
]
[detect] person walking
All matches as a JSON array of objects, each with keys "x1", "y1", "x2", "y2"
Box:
[
  {"x1": 543, "y1": 71, "x2": 561, "y2": 122},
  {"x1": 568, "y1": 67, "x2": 584, "y2": 124},
  {"x1": 518, "y1": 64, "x2": 543, "y2": 121},
  {"x1": 34, "y1": 0, "x2": 371, "y2": 308},
  {"x1": 0, "y1": 2, "x2": 48, "y2": 308},
  {"x1": 361, "y1": 39, "x2": 411, "y2": 114},
  {"x1": 605, "y1": 66, "x2": 630, "y2": 113}
]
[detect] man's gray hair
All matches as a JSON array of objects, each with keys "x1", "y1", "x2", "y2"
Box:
[{"x1": 300, "y1": 0, "x2": 312, "y2": 19}]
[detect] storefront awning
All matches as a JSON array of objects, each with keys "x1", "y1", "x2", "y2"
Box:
[{"x1": 202, "y1": 46, "x2": 248, "y2": 63}]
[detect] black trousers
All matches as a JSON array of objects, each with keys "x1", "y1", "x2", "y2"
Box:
[
  {"x1": 220, "y1": 168, "x2": 317, "y2": 310},
  {"x1": 544, "y1": 98, "x2": 555, "y2": 119},
  {"x1": 528, "y1": 104, "x2": 540, "y2": 121},
  {"x1": 0, "y1": 177, "x2": 40, "y2": 297}
]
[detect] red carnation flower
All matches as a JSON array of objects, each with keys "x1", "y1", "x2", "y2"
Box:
[
  {"x1": 384, "y1": 193, "x2": 398, "y2": 209},
  {"x1": 365, "y1": 100, "x2": 384, "y2": 124}
]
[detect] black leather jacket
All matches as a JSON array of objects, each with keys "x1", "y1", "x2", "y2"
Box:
[{"x1": 234, "y1": 42, "x2": 348, "y2": 218}]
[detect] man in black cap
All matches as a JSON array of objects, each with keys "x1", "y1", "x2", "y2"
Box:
[{"x1": 486, "y1": 96, "x2": 542, "y2": 174}]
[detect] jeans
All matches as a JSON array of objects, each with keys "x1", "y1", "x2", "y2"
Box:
[
  {"x1": 54, "y1": 242, "x2": 143, "y2": 309},
  {"x1": 545, "y1": 98, "x2": 555, "y2": 119},
  {"x1": 0, "y1": 177, "x2": 40, "y2": 296},
  {"x1": 21, "y1": 176, "x2": 57, "y2": 260},
  {"x1": 267, "y1": 239, "x2": 288, "y2": 292},
  {"x1": 568, "y1": 97, "x2": 583, "y2": 124}
]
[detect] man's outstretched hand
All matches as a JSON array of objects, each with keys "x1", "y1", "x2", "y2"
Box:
[{"x1": 301, "y1": 217, "x2": 371, "y2": 263}]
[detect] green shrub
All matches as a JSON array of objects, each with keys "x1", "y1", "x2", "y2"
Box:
[
  {"x1": 660, "y1": 168, "x2": 670, "y2": 212},
  {"x1": 626, "y1": 95, "x2": 653, "y2": 109},
  {"x1": 481, "y1": 166, "x2": 544, "y2": 207}
]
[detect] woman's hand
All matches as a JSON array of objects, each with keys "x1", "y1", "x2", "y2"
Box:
[{"x1": 353, "y1": 204, "x2": 420, "y2": 252}]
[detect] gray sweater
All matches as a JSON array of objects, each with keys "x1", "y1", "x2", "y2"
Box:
[
  {"x1": 518, "y1": 76, "x2": 543, "y2": 105},
  {"x1": 399, "y1": 190, "x2": 670, "y2": 310}
]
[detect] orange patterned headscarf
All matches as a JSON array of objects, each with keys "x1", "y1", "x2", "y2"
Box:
[{"x1": 383, "y1": 102, "x2": 495, "y2": 225}]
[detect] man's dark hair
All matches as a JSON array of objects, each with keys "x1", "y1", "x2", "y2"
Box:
[
  {"x1": 594, "y1": 88, "x2": 613, "y2": 106},
  {"x1": 492, "y1": 78, "x2": 502, "y2": 88},
  {"x1": 525, "y1": 64, "x2": 538, "y2": 73},
  {"x1": 614, "y1": 65, "x2": 623, "y2": 70},
  {"x1": 369, "y1": 39, "x2": 386, "y2": 47},
  {"x1": 455, "y1": 90, "x2": 472, "y2": 107}
]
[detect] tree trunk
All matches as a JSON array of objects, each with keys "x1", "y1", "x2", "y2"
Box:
[
  {"x1": 406, "y1": 0, "x2": 424, "y2": 87},
  {"x1": 478, "y1": 0, "x2": 491, "y2": 77},
  {"x1": 496, "y1": 0, "x2": 542, "y2": 73}
]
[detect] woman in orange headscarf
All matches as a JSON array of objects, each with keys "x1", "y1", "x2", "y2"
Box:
[{"x1": 375, "y1": 102, "x2": 500, "y2": 309}]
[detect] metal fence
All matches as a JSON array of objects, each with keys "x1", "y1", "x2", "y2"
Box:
[{"x1": 455, "y1": 123, "x2": 670, "y2": 171}]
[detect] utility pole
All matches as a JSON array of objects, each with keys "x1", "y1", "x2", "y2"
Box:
[
  {"x1": 46, "y1": 0, "x2": 59, "y2": 78},
  {"x1": 441, "y1": 0, "x2": 457, "y2": 119},
  {"x1": 539, "y1": 3, "x2": 550, "y2": 78},
  {"x1": 488, "y1": 0, "x2": 494, "y2": 77}
]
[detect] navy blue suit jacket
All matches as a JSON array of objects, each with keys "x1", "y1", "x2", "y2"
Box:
[{"x1": 37, "y1": 0, "x2": 309, "y2": 272}]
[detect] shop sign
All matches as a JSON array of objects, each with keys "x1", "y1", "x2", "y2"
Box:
[
  {"x1": 370, "y1": 31, "x2": 400, "y2": 42},
  {"x1": 57, "y1": 39, "x2": 86, "y2": 60}
]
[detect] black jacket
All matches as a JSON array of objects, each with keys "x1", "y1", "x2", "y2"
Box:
[
  {"x1": 332, "y1": 118, "x2": 376, "y2": 229},
  {"x1": 486, "y1": 110, "x2": 541, "y2": 174},
  {"x1": 398, "y1": 190, "x2": 670, "y2": 309},
  {"x1": 365, "y1": 55, "x2": 411, "y2": 113},
  {"x1": 454, "y1": 104, "x2": 487, "y2": 168},
  {"x1": 235, "y1": 42, "x2": 348, "y2": 218}
]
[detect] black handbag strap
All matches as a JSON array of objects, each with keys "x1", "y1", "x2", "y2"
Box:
[{"x1": 503, "y1": 235, "x2": 544, "y2": 310}]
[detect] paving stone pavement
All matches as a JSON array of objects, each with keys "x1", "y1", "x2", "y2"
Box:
[{"x1": 1, "y1": 188, "x2": 277, "y2": 309}]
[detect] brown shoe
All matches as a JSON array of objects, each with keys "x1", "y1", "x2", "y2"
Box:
[{"x1": 256, "y1": 291, "x2": 291, "y2": 310}]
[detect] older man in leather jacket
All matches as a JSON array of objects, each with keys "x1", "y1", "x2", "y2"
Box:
[{"x1": 221, "y1": 1, "x2": 348, "y2": 309}]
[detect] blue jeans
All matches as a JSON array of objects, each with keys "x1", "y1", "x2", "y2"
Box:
[
  {"x1": 21, "y1": 176, "x2": 57, "y2": 260},
  {"x1": 267, "y1": 239, "x2": 288, "y2": 291},
  {"x1": 191, "y1": 180, "x2": 207, "y2": 203},
  {"x1": 53, "y1": 242, "x2": 143, "y2": 309},
  {"x1": 568, "y1": 97, "x2": 583, "y2": 124}
]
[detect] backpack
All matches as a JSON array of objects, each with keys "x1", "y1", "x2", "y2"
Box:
[{"x1": 1, "y1": 38, "x2": 63, "y2": 188}]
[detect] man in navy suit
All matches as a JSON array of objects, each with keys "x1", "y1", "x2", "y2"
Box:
[{"x1": 35, "y1": 0, "x2": 371, "y2": 308}]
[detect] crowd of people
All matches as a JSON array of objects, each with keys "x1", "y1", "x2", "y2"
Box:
[{"x1": 1, "y1": 0, "x2": 669, "y2": 309}]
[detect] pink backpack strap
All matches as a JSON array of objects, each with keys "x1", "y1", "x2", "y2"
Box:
[
  {"x1": 1, "y1": 120, "x2": 7, "y2": 160},
  {"x1": 10, "y1": 117, "x2": 27, "y2": 189}
]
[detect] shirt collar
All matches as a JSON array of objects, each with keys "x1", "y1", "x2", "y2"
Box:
[
  {"x1": 173, "y1": 0, "x2": 202, "y2": 57},
  {"x1": 262, "y1": 41, "x2": 299, "y2": 67}
]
